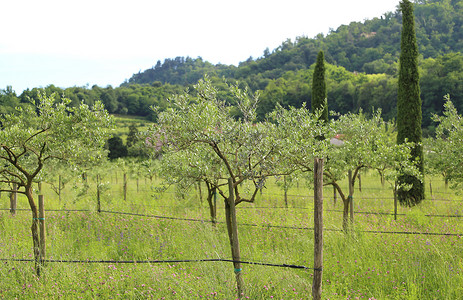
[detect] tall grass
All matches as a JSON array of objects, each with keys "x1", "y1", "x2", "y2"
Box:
[{"x1": 1, "y1": 168, "x2": 462, "y2": 299}]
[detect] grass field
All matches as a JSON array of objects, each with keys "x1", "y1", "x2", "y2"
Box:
[{"x1": 1, "y1": 168, "x2": 462, "y2": 299}]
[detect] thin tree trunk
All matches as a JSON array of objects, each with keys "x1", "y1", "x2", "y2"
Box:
[
  {"x1": 198, "y1": 182, "x2": 203, "y2": 204},
  {"x1": 348, "y1": 170, "x2": 354, "y2": 226},
  {"x1": 225, "y1": 178, "x2": 244, "y2": 298},
  {"x1": 358, "y1": 173, "x2": 362, "y2": 192},
  {"x1": 26, "y1": 186, "x2": 41, "y2": 276},
  {"x1": 137, "y1": 175, "x2": 139, "y2": 193},
  {"x1": 10, "y1": 183, "x2": 17, "y2": 216},
  {"x1": 312, "y1": 158, "x2": 324, "y2": 300},
  {"x1": 206, "y1": 186, "x2": 217, "y2": 225},
  {"x1": 333, "y1": 186, "x2": 337, "y2": 206}
]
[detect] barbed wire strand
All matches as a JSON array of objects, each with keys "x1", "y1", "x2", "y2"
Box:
[{"x1": 0, "y1": 258, "x2": 311, "y2": 270}]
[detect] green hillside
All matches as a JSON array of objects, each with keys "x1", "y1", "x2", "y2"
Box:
[{"x1": 2, "y1": 0, "x2": 462, "y2": 134}]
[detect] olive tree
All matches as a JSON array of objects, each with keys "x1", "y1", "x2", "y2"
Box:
[
  {"x1": 150, "y1": 77, "x2": 282, "y2": 297},
  {"x1": 428, "y1": 96, "x2": 463, "y2": 189},
  {"x1": 0, "y1": 93, "x2": 113, "y2": 275},
  {"x1": 272, "y1": 106, "x2": 418, "y2": 231},
  {"x1": 156, "y1": 144, "x2": 224, "y2": 224}
]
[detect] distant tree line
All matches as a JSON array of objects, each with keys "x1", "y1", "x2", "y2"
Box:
[{"x1": 1, "y1": 0, "x2": 462, "y2": 135}]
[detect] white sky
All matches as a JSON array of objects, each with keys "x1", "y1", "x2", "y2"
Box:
[{"x1": 0, "y1": 0, "x2": 400, "y2": 94}]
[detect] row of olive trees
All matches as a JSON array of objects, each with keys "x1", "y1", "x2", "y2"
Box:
[
  {"x1": 0, "y1": 93, "x2": 114, "y2": 276},
  {"x1": 0, "y1": 80, "x2": 458, "y2": 293},
  {"x1": 151, "y1": 76, "x2": 420, "y2": 230},
  {"x1": 146, "y1": 76, "x2": 421, "y2": 298}
]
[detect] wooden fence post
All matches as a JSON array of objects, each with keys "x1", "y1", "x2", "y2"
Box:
[
  {"x1": 10, "y1": 183, "x2": 17, "y2": 215},
  {"x1": 97, "y1": 174, "x2": 101, "y2": 213},
  {"x1": 137, "y1": 173, "x2": 140, "y2": 193},
  {"x1": 394, "y1": 181, "x2": 398, "y2": 221},
  {"x1": 429, "y1": 180, "x2": 433, "y2": 198},
  {"x1": 123, "y1": 173, "x2": 127, "y2": 201},
  {"x1": 38, "y1": 195, "x2": 46, "y2": 267},
  {"x1": 284, "y1": 176, "x2": 288, "y2": 208},
  {"x1": 58, "y1": 175, "x2": 62, "y2": 203},
  {"x1": 348, "y1": 170, "x2": 354, "y2": 225},
  {"x1": 312, "y1": 158, "x2": 324, "y2": 300},
  {"x1": 225, "y1": 178, "x2": 244, "y2": 299}
]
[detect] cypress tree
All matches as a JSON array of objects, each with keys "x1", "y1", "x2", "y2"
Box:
[
  {"x1": 312, "y1": 51, "x2": 328, "y2": 122},
  {"x1": 397, "y1": 0, "x2": 424, "y2": 206}
]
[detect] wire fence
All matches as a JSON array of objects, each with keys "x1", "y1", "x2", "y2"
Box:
[
  {"x1": 1, "y1": 201, "x2": 462, "y2": 275},
  {"x1": 2, "y1": 206, "x2": 463, "y2": 224},
  {"x1": 0, "y1": 258, "x2": 312, "y2": 270}
]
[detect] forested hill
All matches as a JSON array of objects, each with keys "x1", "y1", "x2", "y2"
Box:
[
  {"x1": 2, "y1": 0, "x2": 463, "y2": 135},
  {"x1": 125, "y1": 0, "x2": 463, "y2": 88}
]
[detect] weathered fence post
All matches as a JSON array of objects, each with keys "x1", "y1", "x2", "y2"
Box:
[
  {"x1": 284, "y1": 175, "x2": 288, "y2": 208},
  {"x1": 312, "y1": 158, "x2": 324, "y2": 300},
  {"x1": 137, "y1": 173, "x2": 140, "y2": 193},
  {"x1": 97, "y1": 174, "x2": 101, "y2": 213},
  {"x1": 348, "y1": 170, "x2": 354, "y2": 225},
  {"x1": 394, "y1": 181, "x2": 398, "y2": 221},
  {"x1": 123, "y1": 173, "x2": 127, "y2": 201},
  {"x1": 10, "y1": 183, "x2": 17, "y2": 215},
  {"x1": 225, "y1": 178, "x2": 244, "y2": 298},
  {"x1": 38, "y1": 194, "x2": 46, "y2": 270},
  {"x1": 58, "y1": 175, "x2": 62, "y2": 203},
  {"x1": 429, "y1": 180, "x2": 433, "y2": 198}
]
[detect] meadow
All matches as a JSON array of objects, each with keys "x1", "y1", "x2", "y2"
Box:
[{"x1": 0, "y1": 168, "x2": 462, "y2": 299}]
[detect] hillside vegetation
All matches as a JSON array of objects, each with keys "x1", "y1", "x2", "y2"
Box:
[{"x1": 1, "y1": 0, "x2": 462, "y2": 133}]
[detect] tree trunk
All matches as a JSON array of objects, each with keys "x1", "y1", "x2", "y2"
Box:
[
  {"x1": 25, "y1": 185, "x2": 41, "y2": 276},
  {"x1": 9, "y1": 183, "x2": 17, "y2": 216},
  {"x1": 137, "y1": 173, "x2": 140, "y2": 193},
  {"x1": 198, "y1": 182, "x2": 203, "y2": 204},
  {"x1": 312, "y1": 158, "x2": 324, "y2": 300},
  {"x1": 358, "y1": 173, "x2": 362, "y2": 192},
  {"x1": 333, "y1": 186, "x2": 337, "y2": 206},
  {"x1": 206, "y1": 187, "x2": 217, "y2": 225},
  {"x1": 225, "y1": 178, "x2": 244, "y2": 298}
]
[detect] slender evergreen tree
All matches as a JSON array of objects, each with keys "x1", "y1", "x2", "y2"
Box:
[
  {"x1": 312, "y1": 51, "x2": 328, "y2": 122},
  {"x1": 397, "y1": 0, "x2": 424, "y2": 206}
]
